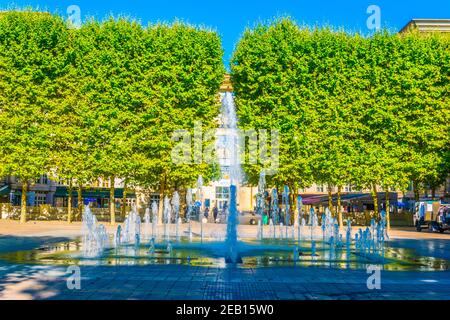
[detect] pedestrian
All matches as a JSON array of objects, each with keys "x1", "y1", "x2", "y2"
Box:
[
  {"x1": 213, "y1": 205, "x2": 219, "y2": 223},
  {"x1": 223, "y1": 202, "x2": 228, "y2": 216},
  {"x1": 204, "y1": 207, "x2": 209, "y2": 220},
  {"x1": 184, "y1": 205, "x2": 188, "y2": 220}
]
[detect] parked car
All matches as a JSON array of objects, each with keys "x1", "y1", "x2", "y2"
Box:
[
  {"x1": 238, "y1": 211, "x2": 260, "y2": 225},
  {"x1": 414, "y1": 201, "x2": 450, "y2": 233},
  {"x1": 430, "y1": 206, "x2": 450, "y2": 233}
]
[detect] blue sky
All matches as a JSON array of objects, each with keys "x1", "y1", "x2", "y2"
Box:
[{"x1": 1, "y1": 0, "x2": 449, "y2": 67}]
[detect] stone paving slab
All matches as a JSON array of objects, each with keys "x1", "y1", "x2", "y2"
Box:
[
  {"x1": 1, "y1": 221, "x2": 449, "y2": 300},
  {"x1": 1, "y1": 262, "x2": 450, "y2": 300}
]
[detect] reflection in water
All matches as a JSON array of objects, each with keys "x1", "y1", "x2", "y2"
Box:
[{"x1": 0, "y1": 237, "x2": 448, "y2": 272}]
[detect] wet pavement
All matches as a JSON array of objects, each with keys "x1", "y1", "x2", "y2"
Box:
[
  {"x1": 0, "y1": 221, "x2": 449, "y2": 300},
  {"x1": 0, "y1": 263, "x2": 449, "y2": 300}
]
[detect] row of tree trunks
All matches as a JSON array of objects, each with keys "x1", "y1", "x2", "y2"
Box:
[{"x1": 18, "y1": 178, "x2": 131, "y2": 225}]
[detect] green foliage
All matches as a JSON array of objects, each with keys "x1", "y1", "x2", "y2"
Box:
[
  {"x1": 232, "y1": 19, "x2": 317, "y2": 188},
  {"x1": 0, "y1": 11, "x2": 225, "y2": 201},
  {"x1": 73, "y1": 18, "x2": 147, "y2": 187},
  {"x1": 232, "y1": 17, "x2": 449, "y2": 198},
  {"x1": 0, "y1": 11, "x2": 70, "y2": 182},
  {"x1": 133, "y1": 22, "x2": 225, "y2": 191}
]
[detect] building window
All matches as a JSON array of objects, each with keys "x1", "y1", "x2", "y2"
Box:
[
  {"x1": 215, "y1": 186, "x2": 230, "y2": 200},
  {"x1": 35, "y1": 194, "x2": 47, "y2": 206},
  {"x1": 220, "y1": 166, "x2": 230, "y2": 180},
  {"x1": 149, "y1": 194, "x2": 160, "y2": 207},
  {"x1": 35, "y1": 175, "x2": 48, "y2": 184},
  {"x1": 316, "y1": 185, "x2": 324, "y2": 192}
]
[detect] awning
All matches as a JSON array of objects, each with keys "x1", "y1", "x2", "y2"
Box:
[
  {"x1": 300, "y1": 192, "x2": 397, "y2": 205},
  {"x1": 54, "y1": 186, "x2": 136, "y2": 199},
  {"x1": 0, "y1": 185, "x2": 10, "y2": 196}
]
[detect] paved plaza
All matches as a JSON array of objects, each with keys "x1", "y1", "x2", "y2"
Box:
[
  {"x1": 1, "y1": 263, "x2": 450, "y2": 300},
  {"x1": 0, "y1": 220, "x2": 449, "y2": 300}
]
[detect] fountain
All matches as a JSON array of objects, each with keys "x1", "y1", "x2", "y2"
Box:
[
  {"x1": 256, "y1": 171, "x2": 266, "y2": 240},
  {"x1": 282, "y1": 185, "x2": 290, "y2": 240},
  {"x1": 114, "y1": 224, "x2": 122, "y2": 248},
  {"x1": 225, "y1": 185, "x2": 241, "y2": 263},
  {"x1": 296, "y1": 195, "x2": 303, "y2": 243},
  {"x1": 186, "y1": 188, "x2": 193, "y2": 241},
  {"x1": 149, "y1": 237, "x2": 155, "y2": 255},
  {"x1": 163, "y1": 196, "x2": 171, "y2": 240},
  {"x1": 143, "y1": 208, "x2": 151, "y2": 241},
  {"x1": 172, "y1": 191, "x2": 180, "y2": 223},
  {"x1": 271, "y1": 188, "x2": 278, "y2": 238},
  {"x1": 172, "y1": 191, "x2": 180, "y2": 239},
  {"x1": 82, "y1": 205, "x2": 108, "y2": 257},
  {"x1": 151, "y1": 201, "x2": 158, "y2": 239},
  {"x1": 73, "y1": 91, "x2": 397, "y2": 270},
  {"x1": 121, "y1": 205, "x2": 141, "y2": 244}
]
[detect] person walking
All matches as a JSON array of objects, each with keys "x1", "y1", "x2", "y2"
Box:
[
  {"x1": 213, "y1": 205, "x2": 219, "y2": 223},
  {"x1": 223, "y1": 202, "x2": 228, "y2": 217},
  {"x1": 204, "y1": 207, "x2": 209, "y2": 221}
]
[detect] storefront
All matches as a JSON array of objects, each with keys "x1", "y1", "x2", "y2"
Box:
[{"x1": 54, "y1": 186, "x2": 136, "y2": 208}]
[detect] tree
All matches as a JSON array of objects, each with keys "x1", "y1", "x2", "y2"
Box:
[
  {"x1": 311, "y1": 30, "x2": 362, "y2": 226},
  {"x1": 74, "y1": 17, "x2": 147, "y2": 224},
  {"x1": 134, "y1": 22, "x2": 225, "y2": 220},
  {"x1": 232, "y1": 18, "x2": 317, "y2": 221},
  {"x1": 393, "y1": 32, "x2": 449, "y2": 203},
  {"x1": 232, "y1": 18, "x2": 449, "y2": 229},
  {"x1": 0, "y1": 11, "x2": 71, "y2": 223},
  {"x1": 49, "y1": 25, "x2": 97, "y2": 223}
]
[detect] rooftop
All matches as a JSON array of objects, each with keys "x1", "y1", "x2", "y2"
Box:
[{"x1": 399, "y1": 19, "x2": 450, "y2": 33}]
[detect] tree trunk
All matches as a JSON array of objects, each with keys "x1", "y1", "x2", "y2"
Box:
[
  {"x1": 431, "y1": 188, "x2": 436, "y2": 200},
  {"x1": 250, "y1": 185, "x2": 254, "y2": 211},
  {"x1": 158, "y1": 173, "x2": 166, "y2": 224},
  {"x1": 67, "y1": 179, "x2": 73, "y2": 223},
  {"x1": 385, "y1": 188, "x2": 390, "y2": 230},
  {"x1": 337, "y1": 185, "x2": 343, "y2": 227},
  {"x1": 327, "y1": 185, "x2": 333, "y2": 215},
  {"x1": 122, "y1": 181, "x2": 127, "y2": 219},
  {"x1": 110, "y1": 176, "x2": 115, "y2": 225},
  {"x1": 77, "y1": 185, "x2": 83, "y2": 220},
  {"x1": 20, "y1": 181, "x2": 28, "y2": 224},
  {"x1": 372, "y1": 183, "x2": 379, "y2": 217},
  {"x1": 413, "y1": 180, "x2": 420, "y2": 202},
  {"x1": 290, "y1": 182, "x2": 297, "y2": 225},
  {"x1": 136, "y1": 186, "x2": 144, "y2": 213}
]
